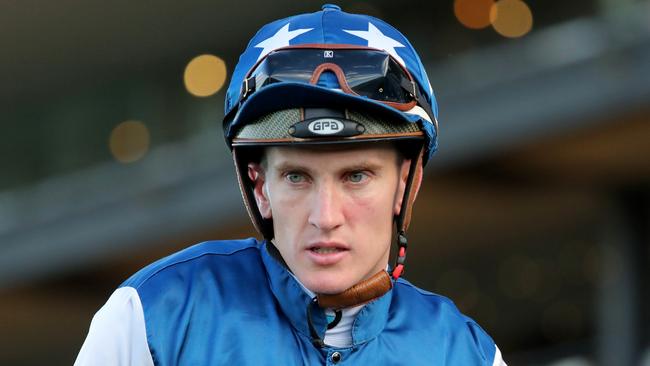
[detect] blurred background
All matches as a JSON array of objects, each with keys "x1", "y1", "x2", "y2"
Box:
[{"x1": 1, "y1": 0, "x2": 649, "y2": 365}]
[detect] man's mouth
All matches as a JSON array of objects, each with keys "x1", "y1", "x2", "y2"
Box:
[
  {"x1": 310, "y1": 247, "x2": 344, "y2": 254},
  {"x1": 306, "y1": 242, "x2": 349, "y2": 265}
]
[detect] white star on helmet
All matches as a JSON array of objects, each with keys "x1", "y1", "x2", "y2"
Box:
[
  {"x1": 254, "y1": 23, "x2": 313, "y2": 61},
  {"x1": 343, "y1": 22, "x2": 406, "y2": 67}
]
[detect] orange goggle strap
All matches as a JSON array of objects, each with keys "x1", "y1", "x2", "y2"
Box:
[{"x1": 308, "y1": 63, "x2": 417, "y2": 112}]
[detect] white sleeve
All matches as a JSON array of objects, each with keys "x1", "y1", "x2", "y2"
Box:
[
  {"x1": 74, "y1": 287, "x2": 155, "y2": 366},
  {"x1": 492, "y1": 345, "x2": 507, "y2": 366}
]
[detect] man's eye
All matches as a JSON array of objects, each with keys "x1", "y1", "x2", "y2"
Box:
[
  {"x1": 286, "y1": 173, "x2": 305, "y2": 183},
  {"x1": 348, "y1": 172, "x2": 367, "y2": 183}
]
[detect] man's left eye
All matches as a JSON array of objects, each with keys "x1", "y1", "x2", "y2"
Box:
[
  {"x1": 348, "y1": 172, "x2": 367, "y2": 183},
  {"x1": 286, "y1": 173, "x2": 305, "y2": 183}
]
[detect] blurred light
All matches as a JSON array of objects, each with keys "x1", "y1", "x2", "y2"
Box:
[
  {"x1": 109, "y1": 120, "x2": 150, "y2": 163},
  {"x1": 490, "y1": 0, "x2": 533, "y2": 38},
  {"x1": 184, "y1": 54, "x2": 227, "y2": 97},
  {"x1": 454, "y1": 0, "x2": 495, "y2": 29}
]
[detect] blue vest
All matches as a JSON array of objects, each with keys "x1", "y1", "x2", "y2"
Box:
[{"x1": 121, "y1": 238, "x2": 499, "y2": 365}]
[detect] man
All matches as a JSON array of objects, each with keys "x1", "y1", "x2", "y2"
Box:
[{"x1": 76, "y1": 5, "x2": 506, "y2": 365}]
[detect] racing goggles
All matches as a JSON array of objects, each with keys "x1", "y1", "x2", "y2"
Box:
[{"x1": 240, "y1": 46, "x2": 431, "y2": 113}]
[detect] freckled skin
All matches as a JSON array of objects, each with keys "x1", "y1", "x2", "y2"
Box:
[{"x1": 248, "y1": 143, "x2": 412, "y2": 294}]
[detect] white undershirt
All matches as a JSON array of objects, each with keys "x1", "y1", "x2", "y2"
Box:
[
  {"x1": 291, "y1": 273, "x2": 361, "y2": 348},
  {"x1": 322, "y1": 305, "x2": 363, "y2": 347}
]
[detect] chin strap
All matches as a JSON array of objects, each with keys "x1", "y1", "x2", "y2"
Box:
[
  {"x1": 316, "y1": 270, "x2": 392, "y2": 309},
  {"x1": 392, "y1": 148, "x2": 422, "y2": 279},
  {"x1": 308, "y1": 270, "x2": 392, "y2": 348},
  {"x1": 391, "y1": 231, "x2": 408, "y2": 280},
  {"x1": 391, "y1": 149, "x2": 420, "y2": 280}
]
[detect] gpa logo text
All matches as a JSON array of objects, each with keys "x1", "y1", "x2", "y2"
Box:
[{"x1": 308, "y1": 119, "x2": 343, "y2": 135}]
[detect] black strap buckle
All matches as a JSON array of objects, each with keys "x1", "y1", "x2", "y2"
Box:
[{"x1": 241, "y1": 76, "x2": 256, "y2": 101}]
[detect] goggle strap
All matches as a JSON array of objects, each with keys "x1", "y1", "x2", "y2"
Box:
[
  {"x1": 309, "y1": 63, "x2": 354, "y2": 94},
  {"x1": 400, "y1": 77, "x2": 416, "y2": 97},
  {"x1": 396, "y1": 150, "x2": 420, "y2": 232},
  {"x1": 412, "y1": 85, "x2": 437, "y2": 129}
]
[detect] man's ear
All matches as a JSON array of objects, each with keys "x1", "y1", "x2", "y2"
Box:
[
  {"x1": 394, "y1": 159, "x2": 423, "y2": 216},
  {"x1": 248, "y1": 163, "x2": 272, "y2": 219}
]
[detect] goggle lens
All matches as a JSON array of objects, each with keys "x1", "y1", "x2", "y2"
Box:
[{"x1": 248, "y1": 48, "x2": 415, "y2": 104}]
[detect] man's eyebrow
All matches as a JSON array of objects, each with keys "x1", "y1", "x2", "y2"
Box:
[
  {"x1": 344, "y1": 161, "x2": 384, "y2": 171},
  {"x1": 272, "y1": 160, "x2": 385, "y2": 173},
  {"x1": 272, "y1": 161, "x2": 312, "y2": 173}
]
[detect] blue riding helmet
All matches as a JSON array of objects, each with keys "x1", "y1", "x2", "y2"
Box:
[{"x1": 222, "y1": 4, "x2": 438, "y2": 163}]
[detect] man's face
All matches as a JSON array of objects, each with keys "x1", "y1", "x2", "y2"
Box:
[{"x1": 248, "y1": 143, "x2": 411, "y2": 294}]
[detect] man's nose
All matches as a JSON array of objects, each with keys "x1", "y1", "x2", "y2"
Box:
[{"x1": 308, "y1": 182, "x2": 344, "y2": 231}]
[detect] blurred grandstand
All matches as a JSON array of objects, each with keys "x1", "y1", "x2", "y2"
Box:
[{"x1": 0, "y1": 1, "x2": 648, "y2": 365}]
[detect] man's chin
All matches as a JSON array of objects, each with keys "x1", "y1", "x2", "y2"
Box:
[{"x1": 305, "y1": 278, "x2": 354, "y2": 295}]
